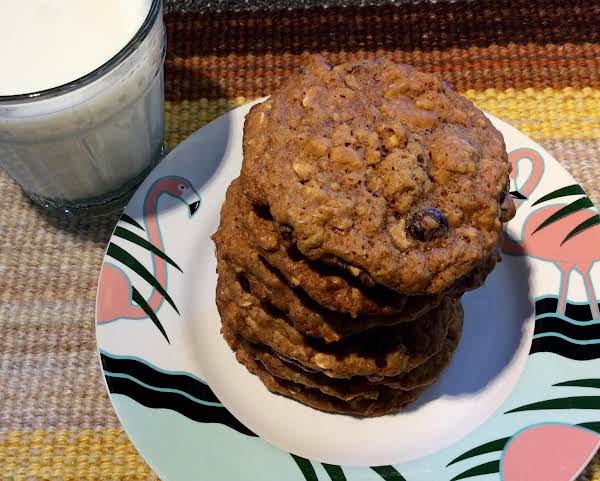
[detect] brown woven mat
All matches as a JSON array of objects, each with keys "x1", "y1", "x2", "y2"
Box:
[{"x1": 1, "y1": 0, "x2": 599, "y2": 478}]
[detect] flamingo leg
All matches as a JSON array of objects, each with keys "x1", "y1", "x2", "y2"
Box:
[
  {"x1": 556, "y1": 265, "x2": 572, "y2": 316},
  {"x1": 583, "y1": 269, "x2": 600, "y2": 320}
]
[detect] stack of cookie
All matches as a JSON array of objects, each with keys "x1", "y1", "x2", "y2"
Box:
[{"x1": 213, "y1": 55, "x2": 514, "y2": 417}]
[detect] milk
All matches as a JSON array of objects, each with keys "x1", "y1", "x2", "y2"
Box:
[
  {"x1": 0, "y1": 0, "x2": 151, "y2": 95},
  {"x1": 0, "y1": 0, "x2": 165, "y2": 212}
]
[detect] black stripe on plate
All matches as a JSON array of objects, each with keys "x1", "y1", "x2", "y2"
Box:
[
  {"x1": 101, "y1": 353, "x2": 220, "y2": 404},
  {"x1": 530, "y1": 337, "x2": 600, "y2": 361},
  {"x1": 535, "y1": 297, "x2": 599, "y2": 322},
  {"x1": 534, "y1": 316, "x2": 600, "y2": 340},
  {"x1": 106, "y1": 374, "x2": 256, "y2": 437}
]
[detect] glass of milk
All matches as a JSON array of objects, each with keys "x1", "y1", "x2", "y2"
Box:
[{"x1": 0, "y1": 0, "x2": 165, "y2": 215}]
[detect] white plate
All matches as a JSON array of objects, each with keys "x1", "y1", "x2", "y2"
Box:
[{"x1": 97, "y1": 100, "x2": 600, "y2": 481}]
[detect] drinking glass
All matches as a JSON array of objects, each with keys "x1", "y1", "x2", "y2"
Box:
[{"x1": 0, "y1": 0, "x2": 166, "y2": 216}]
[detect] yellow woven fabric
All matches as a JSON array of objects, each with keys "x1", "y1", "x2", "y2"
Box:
[
  {"x1": 2, "y1": 0, "x2": 600, "y2": 479},
  {"x1": 1, "y1": 430, "x2": 155, "y2": 481}
]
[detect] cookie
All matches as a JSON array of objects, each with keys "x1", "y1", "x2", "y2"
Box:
[
  {"x1": 213, "y1": 179, "x2": 444, "y2": 342},
  {"x1": 237, "y1": 177, "x2": 434, "y2": 318},
  {"x1": 378, "y1": 308, "x2": 462, "y2": 389},
  {"x1": 236, "y1": 307, "x2": 462, "y2": 402},
  {"x1": 241, "y1": 179, "x2": 500, "y2": 318},
  {"x1": 216, "y1": 263, "x2": 459, "y2": 379},
  {"x1": 241, "y1": 54, "x2": 513, "y2": 295},
  {"x1": 224, "y1": 323, "x2": 427, "y2": 417},
  {"x1": 239, "y1": 337, "x2": 380, "y2": 402}
]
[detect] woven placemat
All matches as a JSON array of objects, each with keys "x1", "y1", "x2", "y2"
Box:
[{"x1": 1, "y1": 0, "x2": 599, "y2": 479}]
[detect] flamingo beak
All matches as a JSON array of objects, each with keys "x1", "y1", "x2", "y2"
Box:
[
  {"x1": 189, "y1": 200, "x2": 201, "y2": 216},
  {"x1": 509, "y1": 190, "x2": 527, "y2": 200}
]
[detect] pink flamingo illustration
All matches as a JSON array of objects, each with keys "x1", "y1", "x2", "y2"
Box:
[
  {"x1": 502, "y1": 149, "x2": 600, "y2": 319},
  {"x1": 96, "y1": 176, "x2": 200, "y2": 328},
  {"x1": 501, "y1": 423, "x2": 600, "y2": 481},
  {"x1": 508, "y1": 148, "x2": 544, "y2": 208}
]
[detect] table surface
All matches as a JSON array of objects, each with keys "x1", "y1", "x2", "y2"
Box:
[{"x1": 1, "y1": 0, "x2": 600, "y2": 479}]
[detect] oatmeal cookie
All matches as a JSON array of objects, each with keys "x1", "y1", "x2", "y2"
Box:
[
  {"x1": 241, "y1": 54, "x2": 513, "y2": 295},
  {"x1": 224, "y1": 323, "x2": 427, "y2": 416},
  {"x1": 213, "y1": 179, "x2": 442, "y2": 342},
  {"x1": 216, "y1": 263, "x2": 459, "y2": 379},
  {"x1": 240, "y1": 178, "x2": 500, "y2": 317},
  {"x1": 234, "y1": 309, "x2": 462, "y2": 402}
]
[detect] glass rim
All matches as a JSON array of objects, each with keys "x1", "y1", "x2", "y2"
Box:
[{"x1": 0, "y1": 0, "x2": 162, "y2": 104}]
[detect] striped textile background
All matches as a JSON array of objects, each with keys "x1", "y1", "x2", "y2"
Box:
[{"x1": 1, "y1": 0, "x2": 599, "y2": 479}]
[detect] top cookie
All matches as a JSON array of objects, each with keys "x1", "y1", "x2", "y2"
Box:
[{"x1": 241, "y1": 55, "x2": 512, "y2": 295}]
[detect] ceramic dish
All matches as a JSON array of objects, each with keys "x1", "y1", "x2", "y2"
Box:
[{"x1": 96, "y1": 100, "x2": 600, "y2": 481}]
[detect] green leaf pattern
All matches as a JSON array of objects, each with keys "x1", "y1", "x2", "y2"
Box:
[
  {"x1": 531, "y1": 184, "x2": 598, "y2": 245},
  {"x1": 531, "y1": 184, "x2": 586, "y2": 206},
  {"x1": 449, "y1": 461, "x2": 500, "y2": 481},
  {"x1": 448, "y1": 379, "x2": 600, "y2": 481},
  {"x1": 107, "y1": 220, "x2": 183, "y2": 342}
]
